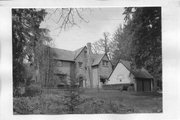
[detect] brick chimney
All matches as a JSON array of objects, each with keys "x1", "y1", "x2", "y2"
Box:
[{"x1": 86, "y1": 42, "x2": 93, "y2": 88}]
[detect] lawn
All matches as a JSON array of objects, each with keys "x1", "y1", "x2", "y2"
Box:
[
  {"x1": 13, "y1": 88, "x2": 162, "y2": 114},
  {"x1": 81, "y1": 89, "x2": 162, "y2": 113}
]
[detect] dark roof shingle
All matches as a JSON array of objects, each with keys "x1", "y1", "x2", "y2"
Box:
[
  {"x1": 133, "y1": 68, "x2": 153, "y2": 79},
  {"x1": 50, "y1": 48, "x2": 75, "y2": 61},
  {"x1": 119, "y1": 60, "x2": 153, "y2": 79},
  {"x1": 92, "y1": 54, "x2": 104, "y2": 66},
  {"x1": 50, "y1": 46, "x2": 107, "y2": 66}
]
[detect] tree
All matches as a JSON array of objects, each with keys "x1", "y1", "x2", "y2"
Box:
[
  {"x1": 111, "y1": 24, "x2": 133, "y2": 65},
  {"x1": 92, "y1": 32, "x2": 116, "y2": 60},
  {"x1": 12, "y1": 8, "x2": 89, "y2": 92},
  {"x1": 44, "y1": 8, "x2": 88, "y2": 33},
  {"x1": 12, "y1": 9, "x2": 48, "y2": 93},
  {"x1": 112, "y1": 7, "x2": 162, "y2": 89}
]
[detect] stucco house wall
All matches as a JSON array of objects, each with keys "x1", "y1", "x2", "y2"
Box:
[
  {"x1": 44, "y1": 43, "x2": 112, "y2": 88},
  {"x1": 98, "y1": 55, "x2": 112, "y2": 78},
  {"x1": 92, "y1": 66, "x2": 99, "y2": 88},
  {"x1": 92, "y1": 55, "x2": 113, "y2": 88},
  {"x1": 108, "y1": 63, "x2": 132, "y2": 85},
  {"x1": 53, "y1": 60, "x2": 73, "y2": 87},
  {"x1": 74, "y1": 47, "x2": 89, "y2": 87}
]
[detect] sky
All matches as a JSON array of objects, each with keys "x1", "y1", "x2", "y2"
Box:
[{"x1": 41, "y1": 8, "x2": 125, "y2": 51}]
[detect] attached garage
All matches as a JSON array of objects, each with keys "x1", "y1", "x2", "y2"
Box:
[
  {"x1": 133, "y1": 68, "x2": 154, "y2": 92},
  {"x1": 107, "y1": 59, "x2": 154, "y2": 92},
  {"x1": 136, "y1": 79, "x2": 152, "y2": 92}
]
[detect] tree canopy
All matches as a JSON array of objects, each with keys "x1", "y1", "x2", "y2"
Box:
[
  {"x1": 112, "y1": 7, "x2": 162, "y2": 89},
  {"x1": 12, "y1": 9, "x2": 48, "y2": 89}
]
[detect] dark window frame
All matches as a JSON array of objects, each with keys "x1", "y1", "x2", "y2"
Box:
[
  {"x1": 78, "y1": 62, "x2": 83, "y2": 68},
  {"x1": 102, "y1": 60, "x2": 108, "y2": 67},
  {"x1": 57, "y1": 60, "x2": 63, "y2": 67}
]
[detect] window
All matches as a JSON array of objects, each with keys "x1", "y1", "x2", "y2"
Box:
[
  {"x1": 84, "y1": 50, "x2": 87, "y2": 54},
  {"x1": 78, "y1": 62, "x2": 83, "y2": 68},
  {"x1": 117, "y1": 74, "x2": 123, "y2": 82},
  {"x1": 102, "y1": 60, "x2": 108, "y2": 66},
  {"x1": 84, "y1": 50, "x2": 87, "y2": 58},
  {"x1": 57, "y1": 61, "x2": 63, "y2": 67}
]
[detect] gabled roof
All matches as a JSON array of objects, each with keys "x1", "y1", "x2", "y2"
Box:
[
  {"x1": 50, "y1": 46, "x2": 86, "y2": 62},
  {"x1": 109, "y1": 59, "x2": 153, "y2": 79},
  {"x1": 50, "y1": 47, "x2": 75, "y2": 61},
  {"x1": 133, "y1": 68, "x2": 153, "y2": 79},
  {"x1": 50, "y1": 46, "x2": 110, "y2": 67},
  {"x1": 119, "y1": 59, "x2": 131, "y2": 71},
  {"x1": 92, "y1": 54, "x2": 105, "y2": 66},
  {"x1": 73, "y1": 46, "x2": 86, "y2": 59}
]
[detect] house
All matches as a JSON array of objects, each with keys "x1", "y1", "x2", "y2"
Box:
[
  {"x1": 106, "y1": 60, "x2": 154, "y2": 92},
  {"x1": 44, "y1": 43, "x2": 112, "y2": 88}
]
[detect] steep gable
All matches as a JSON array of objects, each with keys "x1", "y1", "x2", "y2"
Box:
[
  {"x1": 73, "y1": 46, "x2": 86, "y2": 59},
  {"x1": 92, "y1": 54, "x2": 104, "y2": 66},
  {"x1": 109, "y1": 59, "x2": 153, "y2": 80}
]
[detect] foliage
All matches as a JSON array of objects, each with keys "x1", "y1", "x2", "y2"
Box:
[
  {"x1": 12, "y1": 9, "x2": 48, "y2": 93},
  {"x1": 112, "y1": 24, "x2": 133, "y2": 64},
  {"x1": 112, "y1": 7, "x2": 162, "y2": 89},
  {"x1": 24, "y1": 84, "x2": 42, "y2": 97},
  {"x1": 13, "y1": 97, "x2": 41, "y2": 114},
  {"x1": 44, "y1": 8, "x2": 89, "y2": 33},
  {"x1": 92, "y1": 32, "x2": 117, "y2": 60},
  {"x1": 13, "y1": 92, "x2": 134, "y2": 114}
]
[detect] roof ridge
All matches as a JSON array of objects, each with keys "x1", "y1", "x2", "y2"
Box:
[{"x1": 52, "y1": 47, "x2": 74, "y2": 52}]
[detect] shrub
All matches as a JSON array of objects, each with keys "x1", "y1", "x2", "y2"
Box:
[
  {"x1": 24, "y1": 84, "x2": 42, "y2": 97},
  {"x1": 13, "y1": 97, "x2": 41, "y2": 114}
]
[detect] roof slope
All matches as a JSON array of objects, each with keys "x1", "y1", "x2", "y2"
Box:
[
  {"x1": 119, "y1": 59, "x2": 131, "y2": 70},
  {"x1": 50, "y1": 48, "x2": 75, "y2": 61},
  {"x1": 73, "y1": 46, "x2": 86, "y2": 59},
  {"x1": 133, "y1": 68, "x2": 153, "y2": 79},
  {"x1": 92, "y1": 54, "x2": 104, "y2": 66},
  {"x1": 118, "y1": 60, "x2": 153, "y2": 79},
  {"x1": 50, "y1": 47, "x2": 108, "y2": 66}
]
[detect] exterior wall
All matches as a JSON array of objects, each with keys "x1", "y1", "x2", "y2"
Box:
[
  {"x1": 93, "y1": 55, "x2": 113, "y2": 88},
  {"x1": 92, "y1": 66, "x2": 99, "y2": 88},
  {"x1": 108, "y1": 63, "x2": 133, "y2": 85},
  {"x1": 54, "y1": 60, "x2": 71, "y2": 75},
  {"x1": 151, "y1": 79, "x2": 153, "y2": 91},
  {"x1": 130, "y1": 73, "x2": 137, "y2": 91},
  {"x1": 74, "y1": 47, "x2": 89, "y2": 87},
  {"x1": 53, "y1": 60, "x2": 73, "y2": 87},
  {"x1": 98, "y1": 55, "x2": 112, "y2": 78},
  {"x1": 86, "y1": 43, "x2": 93, "y2": 88}
]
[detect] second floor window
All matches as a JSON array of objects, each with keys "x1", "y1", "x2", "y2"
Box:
[
  {"x1": 78, "y1": 62, "x2": 83, "y2": 68},
  {"x1": 102, "y1": 60, "x2": 108, "y2": 67},
  {"x1": 57, "y1": 61, "x2": 63, "y2": 67}
]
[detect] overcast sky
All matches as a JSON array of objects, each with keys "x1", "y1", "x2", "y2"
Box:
[{"x1": 41, "y1": 8, "x2": 125, "y2": 51}]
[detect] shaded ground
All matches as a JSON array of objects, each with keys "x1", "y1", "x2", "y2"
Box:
[{"x1": 13, "y1": 88, "x2": 162, "y2": 114}]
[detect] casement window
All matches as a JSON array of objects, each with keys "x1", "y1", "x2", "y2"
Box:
[
  {"x1": 78, "y1": 62, "x2": 83, "y2": 68},
  {"x1": 58, "y1": 74, "x2": 66, "y2": 80},
  {"x1": 57, "y1": 61, "x2": 63, "y2": 67},
  {"x1": 102, "y1": 60, "x2": 108, "y2": 67}
]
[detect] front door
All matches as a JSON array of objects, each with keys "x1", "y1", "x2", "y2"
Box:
[{"x1": 79, "y1": 77, "x2": 83, "y2": 87}]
